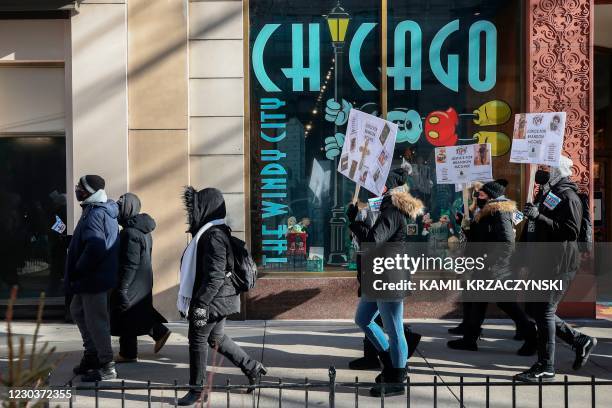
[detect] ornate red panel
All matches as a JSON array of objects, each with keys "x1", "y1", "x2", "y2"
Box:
[{"x1": 527, "y1": 0, "x2": 594, "y2": 194}]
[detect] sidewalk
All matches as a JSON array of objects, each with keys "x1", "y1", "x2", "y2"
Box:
[{"x1": 2, "y1": 319, "x2": 612, "y2": 407}]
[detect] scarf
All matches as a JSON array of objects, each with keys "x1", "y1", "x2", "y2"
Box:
[
  {"x1": 177, "y1": 218, "x2": 225, "y2": 316},
  {"x1": 83, "y1": 189, "x2": 108, "y2": 204}
]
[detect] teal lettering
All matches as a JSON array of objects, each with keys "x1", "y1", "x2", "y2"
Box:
[
  {"x1": 468, "y1": 20, "x2": 497, "y2": 92},
  {"x1": 253, "y1": 24, "x2": 281, "y2": 92},
  {"x1": 349, "y1": 23, "x2": 377, "y2": 91},
  {"x1": 281, "y1": 24, "x2": 320, "y2": 91},
  {"x1": 388, "y1": 20, "x2": 422, "y2": 91},
  {"x1": 262, "y1": 201, "x2": 288, "y2": 219},
  {"x1": 261, "y1": 163, "x2": 287, "y2": 176},
  {"x1": 429, "y1": 20, "x2": 459, "y2": 92}
]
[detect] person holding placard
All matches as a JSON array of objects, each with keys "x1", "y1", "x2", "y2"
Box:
[
  {"x1": 347, "y1": 171, "x2": 425, "y2": 397},
  {"x1": 514, "y1": 156, "x2": 597, "y2": 382},
  {"x1": 447, "y1": 180, "x2": 537, "y2": 355}
]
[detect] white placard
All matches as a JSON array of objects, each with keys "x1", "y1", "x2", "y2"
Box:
[
  {"x1": 338, "y1": 109, "x2": 398, "y2": 197},
  {"x1": 435, "y1": 143, "x2": 493, "y2": 185},
  {"x1": 509, "y1": 112, "x2": 566, "y2": 167}
]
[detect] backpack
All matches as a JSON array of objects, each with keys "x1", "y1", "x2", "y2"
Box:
[
  {"x1": 226, "y1": 234, "x2": 258, "y2": 292},
  {"x1": 576, "y1": 192, "x2": 593, "y2": 253}
]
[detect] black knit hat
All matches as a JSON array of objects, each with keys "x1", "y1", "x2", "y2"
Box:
[
  {"x1": 78, "y1": 175, "x2": 105, "y2": 194},
  {"x1": 480, "y1": 179, "x2": 508, "y2": 199},
  {"x1": 385, "y1": 168, "x2": 408, "y2": 190}
]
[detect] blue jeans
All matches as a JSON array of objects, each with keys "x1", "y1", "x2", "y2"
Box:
[{"x1": 354, "y1": 299, "x2": 407, "y2": 368}]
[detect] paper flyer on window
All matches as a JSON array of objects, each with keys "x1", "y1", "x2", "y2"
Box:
[
  {"x1": 509, "y1": 112, "x2": 566, "y2": 167},
  {"x1": 434, "y1": 143, "x2": 493, "y2": 185},
  {"x1": 338, "y1": 109, "x2": 398, "y2": 197}
]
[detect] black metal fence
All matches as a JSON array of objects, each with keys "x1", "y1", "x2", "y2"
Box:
[{"x1": 57, "y1": 367, "x2": 612, "y2": 408}]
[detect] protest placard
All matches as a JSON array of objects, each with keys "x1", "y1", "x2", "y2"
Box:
[
  {"x1": 434, "y1": 143, "x2": 493, "y2": 185},
  {"x1": 338, "y1": 109, "x2": 398, "y2": 198},
  {"x1": 509, "y1": 112, "x2": 566, "y2": 167}
]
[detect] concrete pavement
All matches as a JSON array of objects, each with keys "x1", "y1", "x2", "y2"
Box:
[{"x1": 2, "y1": 319, "x2": 612, "y2": 407}]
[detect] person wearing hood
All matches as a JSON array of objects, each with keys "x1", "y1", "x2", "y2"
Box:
[
  {"x1": 177, "y1": 187, "x2": 266, "y2": 406},
  {"x1": 447, "y1": 179, "x2": 537, "y2": 355},
  {"x1": 110, "y1": 193, "x2": 171, "y2": 363},
  {"x1": 514, "y1": 156, "x2": 597, "y2": 382},
  {"x1": 347, "y1": 168, "x2": 425, "y2": 397},
  {"x1": 66, "y1": 175, "x2": 119, "y2": 382}
]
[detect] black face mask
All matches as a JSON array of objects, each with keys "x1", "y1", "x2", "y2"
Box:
[
  {"x1": 476, "y1": 198, "x2": 488, "y2": 209},
  {"x1": 75, "y1": 189, "x2": 89, "y2": 202},
  {"x1": 535, "y1": 169, "x2": 551, "y2": 185}
]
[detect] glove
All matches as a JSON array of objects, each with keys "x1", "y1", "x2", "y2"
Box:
[
  {"x1": 346, "y1": 203, "x2": 359, "y2": 223},
  {"x1": 324, "y1": 133, "x2": 345, "y2": 160},
  {"x1": 190, "y1": 306, "x2": 209, "y2": 328},
  {"x1": 461, "y1": 218, "x2": 471, "y2": 230},
  {"x1": 523, "y1": 203, "x2": 540, "y2": 220},
  {"x1": 325, "y1": 98, "x2": 352, "y2": 126},
  {"x1": 455, "y1": 211, "x2": 464, "y2": 225},
  {"x1": 116, "y1": 290, "x2": 129, "y2": 312}
]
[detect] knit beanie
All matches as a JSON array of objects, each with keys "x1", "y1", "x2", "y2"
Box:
[
  {"x1": 79, "y1": 175, "x2": 105, "y2": 194},
  {"x1": 480, "y1": 179, "x2": 508, "y2": 199}
]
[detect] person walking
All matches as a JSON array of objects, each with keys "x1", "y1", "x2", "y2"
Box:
[
  {"x1": 515, "y1": 156, "x2": 597, "y2": 382},
  {"x1": 66, "y1": 175, "x2": 119, "y2": 382},
  {"x1": 177, "y1": 187, "x2": 267, "y2": 406},
  {"x1": 347, "y1": 170, "x2": 425, "y2": 397},
  {"x1": 447, "y1": 179, "x2": 537, "y2": 355},
  {"x1": 111, "y1": 193, "x2": 171, "y2": 363}
]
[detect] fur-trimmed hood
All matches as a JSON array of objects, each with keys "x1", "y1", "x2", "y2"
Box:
[
  {"x1": 474, "y1": 198, "x2": 516, "y2": 222},
  {"x1": 388, "y1": 189, "x2": 425, "y2": 219}
]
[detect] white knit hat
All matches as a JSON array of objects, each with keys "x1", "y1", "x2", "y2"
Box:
[{"x1": 556, "y1": 155, "x2": 574, "y2": 178}]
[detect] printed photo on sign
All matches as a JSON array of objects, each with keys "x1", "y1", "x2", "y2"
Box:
[
  {"x1": 435, "y1": 143, "x2": 492, "y2": 185},
  {"x1": 338, "y1": 109, "x2": 398, "y2": 197},
  {"x1": 510, "y1": 112, "x2": 566, "y2": 166}
]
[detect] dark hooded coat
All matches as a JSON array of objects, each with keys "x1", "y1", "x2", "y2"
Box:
[
  {"x1": 465, "y1": 198, "x2": 516, "y2": 280},
  {"x1": 349, "y1": 187, "x2": 425, "y2": 295},
  {"x1": 184, "y1": 187, "x2": 239, "y2": 319},
  {"x1": 111, "y1": 193, "x2": 167, "y2": 337},
  {"x1": 519, "y1": 177, "x2": 582, "y2": 281}
]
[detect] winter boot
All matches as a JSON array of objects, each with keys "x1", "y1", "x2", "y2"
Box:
[
  {"x1": 370, "y1": 367, "x2": 407, "y2": 397},
  {"x1": 572, "y1": 334, "x2": 598, "y2": 370},
  {"x1": 178, "y1": 389, "x2": 207, "y2": 406},
  {"x1": 514, "y1": 362, "x2": 555, "y2": 383},
  {"x1": 447, "y1": 337, "x2": 478, "y2": 351},
  {"x1": 245, "y1": 362, "x2": 268, "y2": 393},
  {"x1": 73, "y1": 354, "x2": 100, "y2": 375},
  {"x1": 448, "y1": 324, "x2": 465, "y2": 335},
  {"x1": 406, "y1": 330, "x2": 422, "y2": 359},
  {"x1": 348, "y1": 337, "x2": 380, "y2": 370},
  {"x1": 374, "y1": 350, "x2": 394, "y2": 383},
  {"x1": 81, "y1": 361, "x2": 117, "y2": 382}
]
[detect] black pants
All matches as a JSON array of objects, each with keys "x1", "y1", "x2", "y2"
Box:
[
  {"x1": 188, "y1": 316, "x2": 259, "y2": 386},
  {"x1": 119, "y1": 322, "x2": 170, "y2": 359},
  {"x1": 463, "y1": 302, "x2": 536, "y2": 342},
  {"x1": 525, "y1": 301, "x2": 580, "y2": 370}
]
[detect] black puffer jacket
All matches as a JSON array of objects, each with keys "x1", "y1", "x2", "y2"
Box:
[
  {"x1": 519, "y1": 178, "x2": 582, "y2": 279},
  {"x1": 111, "y1": 193, "x2": 167, "y2": 336},
  {"x1": 466, "y1": 198, "x2": 516, "y2": 280},
  {"x1": 349, "y1": 188, "x2": 425, "y2": 295},
  {"x1": 184, "y1": 187, "x2": 239, "y2": 319}
]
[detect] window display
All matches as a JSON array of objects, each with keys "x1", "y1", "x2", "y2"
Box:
[{"x1": 249, "y1": 0, "x2": 523, "y2": 272}]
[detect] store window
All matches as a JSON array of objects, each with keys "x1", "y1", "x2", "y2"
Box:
[{"x1": 249, "y1": 0, "x2": 523, "y2": 272}]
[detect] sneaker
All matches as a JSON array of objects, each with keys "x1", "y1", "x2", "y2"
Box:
[
  {"x1": 114, "y1": 354, "x2": 137, "y2": 364},
  {"x1": 154, "y1": 330, "x2": 172, "y2": 354},
  {"x1": 572, "y1": 335, "x2": 597, "y2": 370},
  {"x1": 178, "y1": 389, "x2": 207, "y2": 406},
  {"x1": 447, "y1": 338, "x2": 478, "y2": 352},
  {"x1": 246, "y1": 362, "x2": 268, "y2": 394},
  {"x1": 81, "y1": 361, "x2": 118, "y2": 382},
  {"x1": 73, "y1": 355, "x2": 100, "y2": 375},
  {"x1": 514, "y1": 362, "x2": 555, "y2": 383}
]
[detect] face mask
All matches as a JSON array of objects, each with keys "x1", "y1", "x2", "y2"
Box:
[
  {"x1": 535, "y1": 169, "x2": 551, "y2": 185},
  {"x1": 75, "y1": 189, "x2": 89, "y2": 202},
  {"x1": 476, "y1": 198, "x2": 488, "y2": 209}
]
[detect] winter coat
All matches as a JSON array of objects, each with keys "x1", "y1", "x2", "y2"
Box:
[
  {"x1": 519, "y1": 178, "x2": 582, "y2": 280},
  {"x1": 465, "y1": 198, "x2": 516, "y2": 279},
  {"x1": 184, "y1": 187, "x2": 239, "y2": 319},
  {"x1": 111, "y1": 213, "x2": 167, "y2": 337},
  {"x1": 349, "y1": 189, "x2": 425, "y2": 296},
  {"x1": 65, "y1": 200, "x2": 119, "y2": 294}
]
